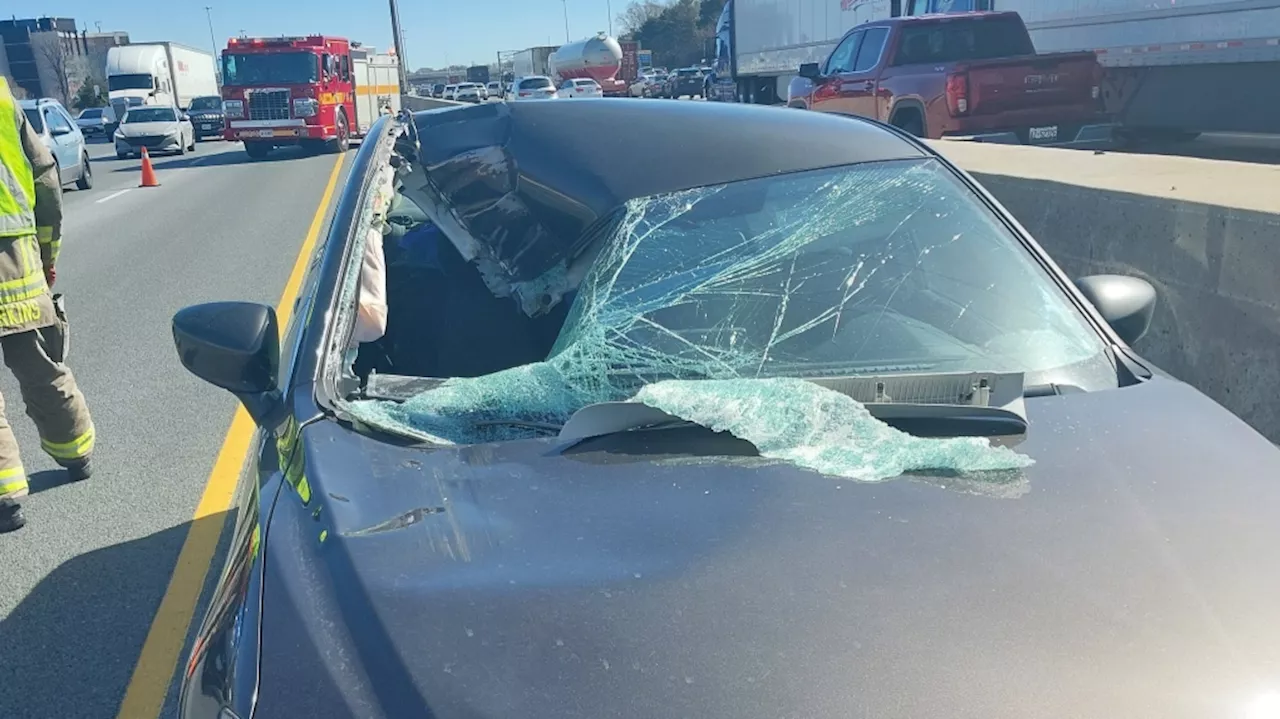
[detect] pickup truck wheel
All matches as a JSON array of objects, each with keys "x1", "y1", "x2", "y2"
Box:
[{"x1": 893, "y1": 114, "x2": 925, "y2": 138}]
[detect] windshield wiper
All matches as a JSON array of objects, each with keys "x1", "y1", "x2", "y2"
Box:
[{"x1": 558, "y1": 398, "x2": 1026, "y2": 444}]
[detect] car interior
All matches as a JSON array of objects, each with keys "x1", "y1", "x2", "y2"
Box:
[{"x1": 353, "y1": 187, "x2": 572, "y2": 382}]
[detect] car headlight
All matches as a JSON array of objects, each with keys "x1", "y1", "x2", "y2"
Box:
[{"x1": 292, "y1": 98, "x2": 318, "y2": 118}]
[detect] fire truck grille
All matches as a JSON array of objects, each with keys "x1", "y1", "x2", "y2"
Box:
[{"x1": 247, "y1": 90, "x2": 291, "y2": 121}]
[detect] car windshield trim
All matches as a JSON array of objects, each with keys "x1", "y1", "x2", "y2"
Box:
[{"x1": 124, "y1": 108, "x2": 178, "y2": 123}]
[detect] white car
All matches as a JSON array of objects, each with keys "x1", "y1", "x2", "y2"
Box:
[
  {"x1": 454, "y1": 83, "x2": 487, "y2": 103},
  {"x1": 114, "y1": 105, "x2": 195, "y2": 158},
  {"x1": 557, "y1": 78, "x2": 603, "y2": 99},
  {"x1": 443, "y1": 84, "x2": 459, "y2": 101},
  {"x1": 486, "y1": 82, "x2": 502, "y2": 100},
  {"x1": 506, "y1": 76, "x2": 557, "y2": 101}
]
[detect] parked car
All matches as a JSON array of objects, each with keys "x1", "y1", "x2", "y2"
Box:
[
  {"x1": 20, "y1": 98, "x2": 92, "y2": 190},
  {"x1": 172, "y1": 99, "x2": 1280, "y2": 719},
  {"x1": 74, "y1": 106, "x2": 115, "y2": 138},
  {"x1": 557, "y1": 77, "x2": 603, "y2": 98},
  {"x1": 185, "y1": 94, "x2": 226, "y2": 141},
  {"x1": 507, "y1": 75, "x2": 557, "y2": 101},
  {"x1": 789, "y1": 11, "x2": 1112, "y2": 147},
  {"x1": 114, "y1": 105, "x2": 196, "y2": 158}
]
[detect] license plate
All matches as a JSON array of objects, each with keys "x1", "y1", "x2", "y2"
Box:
[
  {"x1": 201, "y1": 123, "x2": 214, "y2": 130},
  {"x1": 256, "y1": 129, "x2": 275, "y2": 138},
  {"x1": 1029, "y1": 125, "x2": 1059, "y2": 142}
]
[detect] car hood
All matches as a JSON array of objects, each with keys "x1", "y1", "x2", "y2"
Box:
[
  {"x1": 265, "y1": 377, "x2": 1280, "y2": 719},
  {"x1": 118, "y1": 121, "x2": 181, "y2": 136}
]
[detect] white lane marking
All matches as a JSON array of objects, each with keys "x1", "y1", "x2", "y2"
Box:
[{"x1": 95, "y1": 189, "x2": 131, "y2": 204}]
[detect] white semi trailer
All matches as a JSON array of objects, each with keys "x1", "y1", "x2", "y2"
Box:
[
  {"x1": 106, "y1": 42, "x2": 219, "y2": 121},
  {"x1": 962, "y1": 0, "x2": 1280, "y2": 138}
]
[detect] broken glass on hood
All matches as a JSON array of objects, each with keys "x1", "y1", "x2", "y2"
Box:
[{"x1": 349, "y1": 154, "x2": 1115, "y2": 481}]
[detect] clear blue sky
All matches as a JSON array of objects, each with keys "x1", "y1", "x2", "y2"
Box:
[{"x1": 14, "y1": 1, "x2": 627, "y2": 69}]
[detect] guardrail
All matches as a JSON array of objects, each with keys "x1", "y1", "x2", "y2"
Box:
[{"x1": 400, "y1": 95, "x2": 466, "y2": 112}]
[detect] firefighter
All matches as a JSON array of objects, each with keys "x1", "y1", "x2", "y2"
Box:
[{"x1": 0, "y1": 76, "x2": 96, "y2": 534}]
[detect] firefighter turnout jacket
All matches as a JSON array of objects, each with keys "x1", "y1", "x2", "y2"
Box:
[{"x1": 0, "y1": 76, "x2": 95, "y2": 503}]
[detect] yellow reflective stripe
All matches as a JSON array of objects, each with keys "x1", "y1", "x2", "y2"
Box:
[
  {"x1": 41, "y1": 425, "x2": 95, "y2": 460},
  {"x1": 35, "y1": 227, "x2": 57, "y2": 265},
  {"x1": 0, "y1": 465, "x2": 27, "y2": 496},
  {"x1": 0, "y1": 78, "x2": 36, "y2": 239}
]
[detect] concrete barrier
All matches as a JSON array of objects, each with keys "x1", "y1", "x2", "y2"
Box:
[
  {"x1": 929, "y1": 141, "x2": 1280, "y2": 441},
  {"x1": 400, "y1": 95, "x2": 466, "y2": 112}
]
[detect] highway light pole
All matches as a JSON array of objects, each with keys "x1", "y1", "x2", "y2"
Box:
[
  {"x1": 204, "y1": 7, "x2": 218, "y2": 60},
  {"x1": 561, "y1": 0, "x2": 571, "y2": 43},
  {"x1": 607, "y1": 0, "x2": 613, "y2": 36},
  {"x1": 388, "y1": 0, "x2": 410, "y2": 93}
]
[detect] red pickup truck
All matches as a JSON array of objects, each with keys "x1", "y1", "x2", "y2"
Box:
[{"x1": 788, "y1": 11, "x2": 1112, "y2": 148}]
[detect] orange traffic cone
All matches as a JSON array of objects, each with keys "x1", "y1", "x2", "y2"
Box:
[{"x1": 139, "y1": 147, "x2": 160, "y2": 188}]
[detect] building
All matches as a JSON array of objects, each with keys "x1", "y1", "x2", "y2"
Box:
[{"x1": 0, "y1": 17, "x2": 128, "y2": 106}]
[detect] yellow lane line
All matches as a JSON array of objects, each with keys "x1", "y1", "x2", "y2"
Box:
[{"x1": 113, "y1": 151, "x2": 348, "y2": 719}]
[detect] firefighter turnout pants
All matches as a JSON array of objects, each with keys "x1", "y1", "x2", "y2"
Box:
[{"x1": 0, "y1": 327, "x2": 94, "y2": 501}]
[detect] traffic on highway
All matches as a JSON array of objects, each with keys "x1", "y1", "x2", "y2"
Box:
[{"x1": 3, "y1": 1, "x2": 1280, "y2": 718}]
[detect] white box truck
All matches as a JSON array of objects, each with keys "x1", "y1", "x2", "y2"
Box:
[
  {"x1": 106, "y1": 42, "x2": 219, "y2": 121},
  {"x1": 512, "y1": 46, "x2": 558, "y2": 80}
]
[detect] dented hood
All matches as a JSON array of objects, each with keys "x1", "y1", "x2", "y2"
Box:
[
  {"x1": 262, "y1": 377, "x2": 1280, "y2": 719},
  {"x1": 398, "y1": 100, "x2": 926, "y2": 305}
]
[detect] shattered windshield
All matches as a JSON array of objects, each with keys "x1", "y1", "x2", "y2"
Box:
[{"x1": 352, "y1": 157, "x2": 1111, "y2": 465}]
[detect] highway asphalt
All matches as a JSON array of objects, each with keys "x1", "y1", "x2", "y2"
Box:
[{"x1": 0, "y1": 136, "x2": 352, "y2": 719}]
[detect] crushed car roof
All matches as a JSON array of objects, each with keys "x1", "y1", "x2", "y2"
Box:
[{"x1": 402, "y1": 99, "x2": 928, "y2": 290}]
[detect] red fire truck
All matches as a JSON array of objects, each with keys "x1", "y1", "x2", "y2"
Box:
[{"x1": 220, "y1": 35, "x2": 401, "y2": 159}]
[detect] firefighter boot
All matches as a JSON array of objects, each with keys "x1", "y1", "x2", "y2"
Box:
[
  {"x1": 0, "y1": 498, "x2": 25, "y2": 533},
  {"x1": 61, "y1": 457, "x2": 92, "y2": 483}
]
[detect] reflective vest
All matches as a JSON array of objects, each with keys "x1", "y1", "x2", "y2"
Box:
[
  {"x1": 0, "y1": 77, "x2": 37, "y2": 240},
  {"x1": 0, "y1": 77, "x2": 56, "y2": 334}
]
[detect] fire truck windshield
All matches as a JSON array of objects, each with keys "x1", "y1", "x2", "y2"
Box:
[{"x1": 222, "y1": 52, "x2": 320, "y2": 86}]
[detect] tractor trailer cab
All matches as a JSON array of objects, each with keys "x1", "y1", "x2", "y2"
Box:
[{"x1": 220, "y1": 35, "x2": 401, "y2": 159}]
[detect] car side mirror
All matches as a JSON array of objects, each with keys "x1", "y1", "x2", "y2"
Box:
[
  {"x1": 51, "y1": 125, "x2": 72, "y2": 136},
  {"x1": 172, "y1": 301, "x2": 287, "y2": 428},
  {"x1": 1074, "y1": 274, "x2": 1157, "y2": 345},
  {"x1": 799, "y1": 62, "x2": 823, "y2": 80}
]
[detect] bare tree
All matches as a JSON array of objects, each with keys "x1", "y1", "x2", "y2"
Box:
[
  {"x1": 619, "y1": 0, "x2": 671, "y2": 34},
  {"x1": 36, "y1": 37, "x2": 72, "y2": 105}
]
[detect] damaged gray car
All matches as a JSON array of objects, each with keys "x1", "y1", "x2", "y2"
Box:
[{"x1": 172, "y1": 100, "x2": 1280, "y2": 719}]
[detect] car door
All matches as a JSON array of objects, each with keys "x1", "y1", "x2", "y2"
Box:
[
  {"x1": 809, "y1": 31, "x2": 863, "y2": 113},
  {"x1": 834, "y1": 26, "x2": 891, "y2": 120},
  {"x1": 42, "y1": 106, "x2": 79, "y2": 176}
]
